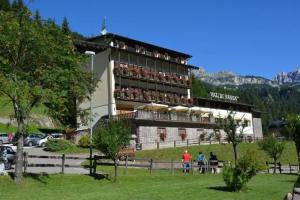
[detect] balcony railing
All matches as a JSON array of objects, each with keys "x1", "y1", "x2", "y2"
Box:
[
  {"x1": 135, "y1": 110, "x2": 215, "y2": 124},
  {"x1": 113, "y1": 62, "x2": 191, "y2": 88},
  {"x1": 114, "y1": 88, "x2": 193, "y2": 106}
]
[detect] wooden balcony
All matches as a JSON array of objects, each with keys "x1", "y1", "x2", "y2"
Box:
[
  {"x1": 113, "y1": 62, "x2": 192, "y2": 89},
  {"x1": 114, "y1": 88, "x2": 193, "y2": 106}
]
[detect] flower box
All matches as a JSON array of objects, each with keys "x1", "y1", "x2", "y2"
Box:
[
  {"x1": 141, "y1": 69, "x2": 148, "y2": 78},
  {"x1": 160, "y1": 132, "x2": 167, "y2": 141},
  {"x1": 180, "y1": 132, "x2": 187, "y2": 140},
  {"x1": 132, "y1": 67, "x2": 140, "y2": 77}
]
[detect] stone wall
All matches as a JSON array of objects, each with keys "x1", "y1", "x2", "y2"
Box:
[{"x1": 138, "y1": 126, "x2": 227, "y2": 150}]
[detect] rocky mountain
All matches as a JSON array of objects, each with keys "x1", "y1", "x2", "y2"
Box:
[
  {"x1": 273, "y1": 68, "x2": 300, "y2": 84},
  {"x1": 192, "y1": 68, "x2": 279, "y2": 87}
]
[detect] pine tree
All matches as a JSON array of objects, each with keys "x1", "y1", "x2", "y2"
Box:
[
  {"x1": 0, "y1": 0, "x2": 11, "y2": 11},
  {"x1": 34, "y1": 10, "x2": 42, "y2": 26},
  {"x1": 62, "y1": 16, "x2": 71, "y2": 35},
  {"x1": 11, "y1": 0, "x2": 22, "y2": 11}
]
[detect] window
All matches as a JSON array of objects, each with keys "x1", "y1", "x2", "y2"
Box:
[
  {"x1": 111, "y1": 50, "x2": 119, "y2": 61},
  {"x1": 129, "y1": 54, "x2": 137, "y2": 65},
  {"x1": 139, "y1": 56, "x2": 146, "y2": 67},
  {"x1": 157, "y1": 128, "x2": 167, "y2": 141},
  {"x1": 120, "y1": 52, "x2": 128, "y2": 63},
  {"x1": 178, "y1": 128, "x2": 187, "y2": 140}
]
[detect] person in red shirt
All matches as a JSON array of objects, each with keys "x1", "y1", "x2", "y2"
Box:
[{"x1": 182, "y1": 150, "x2": 192, "y2": 173}]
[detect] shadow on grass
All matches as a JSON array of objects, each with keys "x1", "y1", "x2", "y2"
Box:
[
  {"x1": 8, "y1": 172, "x2": 50, "y2": 184},
  {"x1": 207, "y1": 186, "x2": 234, "y2": 193},
  {"x1": 86, "y1": 173, "x2": 110, "y2": 181}
]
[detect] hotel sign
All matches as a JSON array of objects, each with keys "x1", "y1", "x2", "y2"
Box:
[{"x1": 209, "y1": 92, "x2": 239, "y2": 102}]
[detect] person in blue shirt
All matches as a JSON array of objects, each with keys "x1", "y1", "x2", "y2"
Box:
[{"x1": 197, "y1": 151, "x2": 206, "y2": 173}]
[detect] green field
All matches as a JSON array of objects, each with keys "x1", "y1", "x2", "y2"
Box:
[
  {"x1": 0, "y1": 123, "x2": 43, "y2": 133},
  {"x1": 0, "y1": 169, "x2": 296, "y2": 200},
  {"x1": 0, "y1": 96, "x2": 46, "y2": 117},
  {"x1": 136, "y1": 141, "x2": 298, "y2": 164}
]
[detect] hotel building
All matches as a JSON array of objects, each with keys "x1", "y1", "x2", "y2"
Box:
[{"x1": 76, "y1": 32, "x2": 263, "y2": 150}]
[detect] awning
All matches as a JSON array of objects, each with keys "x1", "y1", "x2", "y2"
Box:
[
  {"x1": 137, "y1": 103, "x2": 168, "y2": 111},
  {"x1": 169, "y1": 105, "x2": 189, "y2": 112},
  {"x1": 201, "y1": 113, "x2": 211, "y2": 118},
  {"x1": 190, "y1": 107, "x2": 213, "y2": 114}
]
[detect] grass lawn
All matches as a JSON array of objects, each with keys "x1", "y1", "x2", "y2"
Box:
[
  {"x1": 0, "y1": 95, "x2": 46, "y2": 117},
  {"x1": 136, "y1": 141, "x2": 298, "y2": 164},
  {"x1": 0, "y1": 169, "x2": 297, "y2": 200},
  {"x1": 0, "y1": 123, "x2": 43, "y2": 133}
]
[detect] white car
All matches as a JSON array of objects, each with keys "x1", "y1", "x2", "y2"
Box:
[{"x1": 37, "y1": 135, "x2": 53, "y2": 147}]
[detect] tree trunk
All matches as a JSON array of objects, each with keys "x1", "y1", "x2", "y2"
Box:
[
  {"x1": 296, "y1": 145, "x2": 300, "y2": 171},
  {"x1": 14, "y1": 120, "x2": 25, "y2": 183},
  {"x1": 233, "y1": 144, "x2": 238, "y2": 166},
  {"x1": 273, "y1": 158, "x2": 277, "y2": 174},
  {"x1": 114, "y1": 159, "x2": 118, "y2": 182}
]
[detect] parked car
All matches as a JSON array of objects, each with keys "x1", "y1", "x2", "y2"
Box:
[
  {"x1": 24, "y1": 134, "x2": 44, "y2": 147},
  {"x1": 0, "y1": 145, "x2": 16, "y2": 169},
  {"x1": 51, "y1": 133, "x2": 64, "y2": 139},
  {"x1": 37, "y1": 135, "x2": 53, "y2": 147},
  {"x1": 0, "y1": 133, "x2": 9, "y2": 145}
]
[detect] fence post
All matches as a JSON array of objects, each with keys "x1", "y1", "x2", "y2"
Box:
[
  {"x1": 157, "y1": 142, "x2": 159, "y2": 149},
  {"x1": 171, "y1": 159, "x2": 174, "y2": 175},
  {"x1": 266, "y1": 162, "x2": 269, "y2": 174},
  {"x1": 140, "y1": 143, "x2": 143, "y2": 151},
  {"x1": 198, "y1": 137, "x2": 201, "y2": 145},
  {"x1": 174, "y1": 141, "x2": 176, "y2": 148},
  {"x1": 93, "y1": 155, "x2": 97, "y2": 174},
  {"x1": 23, "y1": 152, "x2": 27, "y2": 174},
  {"x1": 186, "y1": 139, "x2": 189, "y2": 147},
  {"x1": 289, "y1": 163, "x2": 292, "y2": 174},
  {"x1": 61, "y1": 154, "x2": 65, "y2": 174},
  {"x1": 191, "y1": 160, "x2": 194, "y2": 175},
  {"x1": 278, "y1": 162, "x2": 282, "y2": 174},
  {"x1": 149, "y1": 159, "x2": 153, "y2": 175},
  {"x1": 125, "y1": 156, "x2": 128, "y2": 175}
]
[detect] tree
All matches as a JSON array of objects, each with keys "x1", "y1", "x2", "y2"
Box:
[
  {"x1": 0, "y1": 0, "x2": 11, "y2": 11},
  {"x1": 223, "y1": 149, "x2": 261, "y2": 191},
  {"x1": 93, "y1": 120, "x2": 131, "y2": 181},
  {"x1": 0, "y1": 8, "x2": 94, "y2": 182},
  {"x1": 222, "y1": 111, "x2": 247, "y2": 165},
  {"x1": 62, "y1": 16, "x2": 71, "y2": 35},
  {"x1": 258, "y1": 136, "x2": 285, "y2": 173},
  {"x1": 283, "y1": 114, "x2": 300, "y2": 167}
]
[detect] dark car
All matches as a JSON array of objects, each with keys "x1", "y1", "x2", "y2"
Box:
[
  {"x1": 0, "y1": 146, "x2": 16, "y2": 169},
  {"x1": 24, "y1": 134, "x2": 44, "y2": 147}
]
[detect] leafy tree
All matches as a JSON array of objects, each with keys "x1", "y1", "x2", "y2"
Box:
[
  {"x1": 222, "y1": 111, "x2": 247, "y2": 165},
  {"x1": 93, "y1": 120, "x2": 131, "y2": 181},
  {"x1": 258, "y1": 136, "x2": 285, "y2": 173},
  {"x1": 283, "y1": 114, "x2": 300, "y2": 167},
  {"x1": 0, "y1": 7, "x2": 94, "y2": 182},
  {"x1": 223, "y1": 149, "x2": 261, "y2": 191}
]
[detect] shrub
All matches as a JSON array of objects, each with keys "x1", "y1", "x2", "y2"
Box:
[
  {"x1": 45, "y1": 139, "x2": 75, "y2": 152},
  {"x1": 78, "y1": 135, "x2": 90, "y2": 148},
  {"x1": 223, "y1": 149, "x2": 262, "y2": 191}
]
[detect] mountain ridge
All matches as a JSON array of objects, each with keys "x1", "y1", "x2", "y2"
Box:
[{"x1": 193, "y1": 68, "x2": 300, "y2": 87}]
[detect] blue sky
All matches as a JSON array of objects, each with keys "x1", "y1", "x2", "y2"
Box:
[{"x1": 27, "y1": 0, "x2": 300, "y2": 79}]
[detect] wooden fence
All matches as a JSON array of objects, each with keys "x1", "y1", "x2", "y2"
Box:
[
  {"x1": 23, "y1": 152, "x2": 88, "y2": 174},
  {"x1": 92, "y1": 155, "x2": 225, "y2": 175}
]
